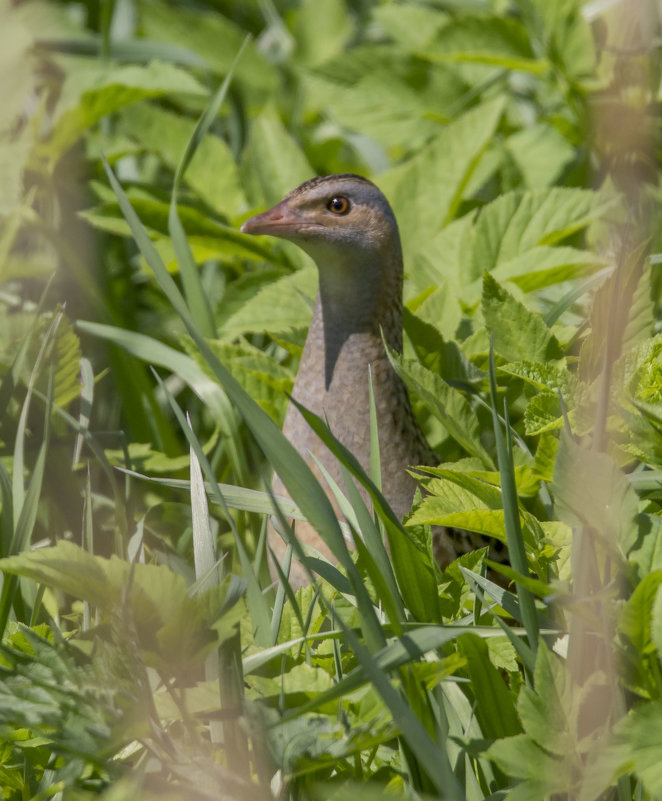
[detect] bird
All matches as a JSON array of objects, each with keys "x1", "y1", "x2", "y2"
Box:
[{"x1": 240, "y1": 174, "x2": 455, "y2": 588}]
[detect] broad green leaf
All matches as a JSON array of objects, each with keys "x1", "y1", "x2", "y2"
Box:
[
  {"x1": 183, "y1": 337, "x2": 294, "y2": 422},
  {"x1": 458, "y1": 634, "x2": 521, "y2": 739},
  {"x1": 218, "y1": 266, "x2": 316, "y2": 339},
  {"x1": 373, "y1": 4, "x2": 448, "y2": 50},
  {"x1": 379, "y1": 97, "x2": 505, "y2": 256},
  {"x1": 505, "y1": 123, "x2": 576, "y2": 188},
  {"x1": 409, "y1": 508, "x2": 506, "y2": 542},
  {"x1": 483, "y1": 273, "x2": 563, "y2": 362},
  {"x1": 493, "y1": 246, "x2": 603, "y2": 292},
  {"x1": 0, "y1": 541, "x2": 242, "y2": 668},
  {"x1": 620, "y1": 571, "x2": 662, "y2": 655},
  {"x1": 240, "y1": 114, "x2": 314, "y2": 208},
  {"x1": 629, "y1": 515, "x2": 662, "y2": 580},
  {"x1": 422, "y1": 15, "x2": 547, "y2": 74},
  {"x1": 523, "y1": 392, "x2": 567, "y2": 436},
  {"x1": 499, "y1": 359, "x2": 575, "y2": 394},
  {"x1": 580, "y1": 247, "x2": 653, "y2": 382},
  {"x1": 520, "y1": 0, "x2": 596, "y2": 82},
  {"x1": 388, "y1": 350, "x2": 494, "y2": 467},
  {"x1": 119, "y1": 102, "x2": 245, "y2": 215},
  {"x1": 469, "y1": 189, "x2": 613, "y2": 282},
  {"x1": 293, "y1": 0, "x2": 353, "y2": 67},
  {"x1": 44, "y1": 60, "x2": 207, "y2": 159},
  {"x1": 306, "y1": 58, "x2": 467, "y2": 155},
  {"x1": 141, "y1": 3, "x2": 275, "y2": 91},
  {"x1": 403, "y1": 305, "x2": 469, "y2": 376},
  {"x1": 488, "y1": 733, "x2": 563, "y2": 789}
]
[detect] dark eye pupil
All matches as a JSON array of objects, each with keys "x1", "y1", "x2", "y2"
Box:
[{"x1": 329, "y1": 197, "x2": 348, "y2": 213}]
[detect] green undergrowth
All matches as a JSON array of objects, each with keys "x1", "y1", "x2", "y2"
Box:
[{"x1": 1, "y1": 0, "x2": 662, "y2": 799}]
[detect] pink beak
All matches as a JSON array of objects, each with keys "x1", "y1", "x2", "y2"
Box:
[{"x1": 240, "y1": 200, "x2": 306, "y2": 237}]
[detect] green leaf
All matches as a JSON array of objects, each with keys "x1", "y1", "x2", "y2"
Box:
[
  {"x1": 620, "y1": 571, "x2": 662, "y2": 655},
  {"x1": 387, "y1": 349, "x2": 494, "y2": 467},
  {"x1": 183, "y1": 337, "x2": 294, "y2": 423},
  {"x1": 141, "y1": 3, "x2": 275, "y2": 90},
  {"x1": 379, "y1": 97, "x2": 505, "y2": 256},
  {"x1": 293, "y1": 0, "x2": 353, "y2": 66},
  {"x1": 499, "y1": 359, "x2": 575, "y2": 394},
  {"x1": 458, "y1": 634, "x2": 521, "y2": 739},
  {"x1": 0, "y1": 542, "x2": 240, "y2": 669},
  {"x1": 240, "y1": 114, "x2": 314, "y2": 208},
  {"x1": 422, "y1": 15, "x2": 547, "y2": 73},
  {"x1": 483, "y1": 273, "x2": 563, "y2": 362},
  {"x1": 517, "y1": 640, "x2": 573, "y2": 757},
  {"x1": 523, "y1": 392, "x2": 567, "y2": 436},
  {"x1": 119, "y1": 102, "x2": 245, "y2": 216},
  {"x1": 505, "y1": 123, "x2": 576, "y2": 188},
  {"x1": 520, "y1": 0, "x2": 596, "y2": 82},
  {"x1": 218, "y1": 266, "x2": 317, "y2": 338},
  {"x1": 373, "y1": 4, "x2": 448, "y2": 50},
  {"x1": 469, "y1": 189, "x2": 613, "y2": 282},
  {"x1": 552, "y1": 433, "x2": 640, "y2": 552},
  {"x1": 45, "y1": 61, "x2": 207, "y2": 158}
]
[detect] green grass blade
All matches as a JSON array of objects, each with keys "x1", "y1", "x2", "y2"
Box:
[
  {"x1": 488, "y1": 338, "x2": 539, "y2": 658},
  {"x1": 169, "y1": 37, "x2": 250, "y2": 337}
]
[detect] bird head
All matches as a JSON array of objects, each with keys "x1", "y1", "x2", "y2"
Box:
[{"x1": 240, "y1": 174, "x2": 401, "y2": 266}]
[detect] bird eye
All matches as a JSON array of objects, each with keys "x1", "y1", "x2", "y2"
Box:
[{"x1": 327, "y1": 196, "x2": 350, "y2": 215}]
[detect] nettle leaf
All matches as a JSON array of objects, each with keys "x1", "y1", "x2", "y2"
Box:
[
  {"x1": 493, "y1": 245, "x2": 604, "y2": 292},
  {"x1": 44, "y1": 61, "x2": 207, "y2": 159},
  {"x1": 306, "y1": 56, "x2": 467, "y2": 154},
  {"x1": 374, "y1": 3, "x2": 449, "y2": 49},
  {"x1": 49, "y1": 312, "x2": 83, "y2": 408},
  {"x1": 119, "y1": 102, "x2": 245, "y2": 216},
  {"x1": 403, "y1": 306, "x2": 481, "y2": 385},
  {"x1": 505, "y1": 123, "x2": 576, "y2": 188},
  {"x1": 293, "y1": 0, "x2": 353, "y2": 67},
  {"x1": 629, "y1": 515, "x2": 662, "y2": 580},
  {"x1": 411, "y1": 508, "x2": 507, "y2": 542},
  {"x1": 0, "y1": 542, "x2": 241, "y2": 669},
  {"x1": 240, "y1": 114, "x2": 314, "y2": 209},
  {"x1": 183, "y1": 337, "x2": 295, "y2": 423},
  {"x1": 387, "y1": 349, "x2": 494, "y2": 467},
  {"x1": 409, "y1": 469, "x2": 503, "y2": 528},
  {"x1": 521, "y1": 0, "x2": 596, "y2": 82},
  {"x1": 470, "y1": 189, "x2": 612, "y2": 280},
  {"x1": 421, "y1": 14, "x2": 547, "y2": 74},
  {"x1": 141, "y1": 3, "x2": 275, "y2": 91},
  {"x1": 379, "y1": 96, "x2": 505, "y2": 256},
  {"x1": 218, "y1": 266, "x2": 317, "y2": 339},
  {"x1": 499, "y1": 360, "x2": 575, "y2": 394},
  {"x1": 620, "y1": 571, "x2": 662, "y2": 656},
  {"x1": 524, "y1": 392, "x2": 568, "y2": 436},
  {"x1": 482, "y1": 273, "x2": 563, "y2": 362}
]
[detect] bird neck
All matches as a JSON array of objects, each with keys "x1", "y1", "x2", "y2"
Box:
[{"x1": 308, "y1": 246, "x2": 404, "y2": 390}]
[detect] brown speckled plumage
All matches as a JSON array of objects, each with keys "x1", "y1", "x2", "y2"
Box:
[{"x1": 241, "y1": 174, "x2": 454, "y2": 587}]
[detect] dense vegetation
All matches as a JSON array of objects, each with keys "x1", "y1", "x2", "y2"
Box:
[{"x1": 1, "y1": 0, "x2": 662, "y2": 798}]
